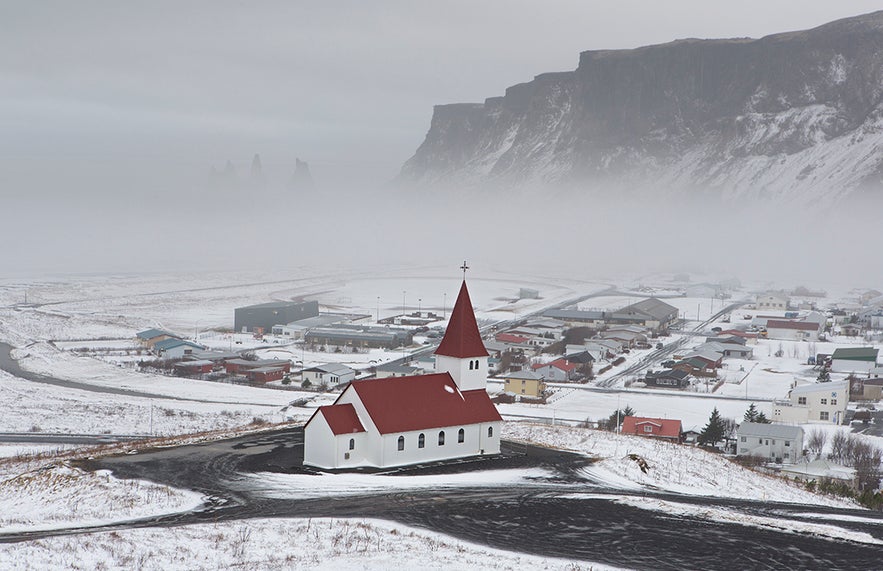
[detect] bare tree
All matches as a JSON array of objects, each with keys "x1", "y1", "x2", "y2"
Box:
[
  {"x1": 807, "y1": 429, "x2": 827, "y2": 459},
  {"x1": 829, "y1": 431, "x2": 848, "y2": 463}
]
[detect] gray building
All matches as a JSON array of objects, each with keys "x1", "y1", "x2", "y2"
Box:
[
  {"x1": 305, "y1": 326, "x2": 413, "y2": 349},
  {"x1": 736, "y1": 422, "x2": 804, "y2": 464},
  {"x1": 234, "y1": 300, "x2": 319, "y2": 333}
]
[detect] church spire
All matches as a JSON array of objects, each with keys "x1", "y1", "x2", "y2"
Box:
[{"x1": 435, "y1": 280, "x2": 488, "y2": 359}]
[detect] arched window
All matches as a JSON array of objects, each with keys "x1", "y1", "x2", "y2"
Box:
[
  {"x1": 438, "y1": 431, "x2": 445, "y2": 446},
  {"x1": 474, "y1": 360, "x2": 479, "y2": 369},
  {"x1": 349, "y1": 438, "x2": 355, "y2": 450},
  {"x1": 458, "y1": 428, "x2": 465, "y2": 443},
  {"x1": 397, "y1": 436, "x2": 405, "y2": 451},
  {"x1": 418, "y1": 433, "x2": 425, "y2": 448},
  {"x1": 468, "y1": 360, "x2": 474, "y2": 370},
  {"x1": 488, "y1": 426, "x2": 494, "y2": 438}
]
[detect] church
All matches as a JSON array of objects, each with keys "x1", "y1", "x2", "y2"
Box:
[{"x1": 303, "y1": 279, "x2": 502, "y2": 469}]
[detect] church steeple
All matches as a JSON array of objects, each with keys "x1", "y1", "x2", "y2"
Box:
[
  {"x1": 435, "y1": 279, "x2": 488, "y2": 391},
  {"x1": 435, "y1": 281, "x2": 488, "y2": 359}
]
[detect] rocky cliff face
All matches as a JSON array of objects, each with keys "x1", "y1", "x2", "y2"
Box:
[{"x1": 400, "y1": 12, "x2": 883, "y2": 202}]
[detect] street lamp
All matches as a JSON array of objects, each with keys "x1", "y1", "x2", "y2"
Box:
[
  {"x1": 418, "y1": 298, "x2": 422, "y2": 317},
  {"x1": 402, "y1": 290, "x2": 406, "y2": 318},
  {"x1": 376, "y1": 296, "x2": 380, "y2": 323}
]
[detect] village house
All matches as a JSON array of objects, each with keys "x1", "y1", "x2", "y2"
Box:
[
  {"x1": 736, "y1": 422, "x2": 804, "y2": 463},
  {"x1": 756, "y1": 292, "x2": 790, "y2": 311},
  {"x1": 501, "y1": 370, "x2": 547, "y2": 398},
  {"x1": 302, "y1": 362, "x2": 356, "y2": 386},
  {"x1": 531, "y1": 358, "x2": 579, "y2": 382},
  {"x1": 152, "y1": 338, "x2": 205, "y2": 359},
  {"x1": 620, "y1": 416, "x2": 683, "y2": 442},
  {"x1": 246, "y1": 366, "x2": 287, "y2": 383},
  {"x1": 303, "y1": 280, "x2": 502, "y2": 470},
  {"x1": 224, "y1": 358, "x2": 291, "y2": 375},
  {"x1": 764, "y1": 319, "x2": 823, "y2": 341},
  {"x1": 607, "y1": 298, "x2": 679, "y2": 332},
  {"x1": 772, "y1": 380, "x2": 849, "y2": 424},
  {"x1": 136, "y1": 329, "x2": 181, "y2": 349},
  {"x1": 644, "y1": 369, "x2": 691, "y2": 389},
  {"x1": 830, "y1": 347, "x2": 879, "y2": 373},
  {"x1": 173, "y1": 360, "x2": 214, "y2": 376}
]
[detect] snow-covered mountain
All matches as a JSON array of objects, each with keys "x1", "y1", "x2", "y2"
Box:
[{"x1": 399, "y1": 12, "x2": 883, "y2": 203}]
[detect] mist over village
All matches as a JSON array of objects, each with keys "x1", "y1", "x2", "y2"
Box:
[{"x1": 2, "y1": 2, "x2": 883, "y2": 569}]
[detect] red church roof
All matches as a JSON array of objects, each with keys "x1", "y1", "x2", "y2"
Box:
[
  {"x1": 347, "y1": 372, "x2": 501, "y2": 434},
  {"x1": 314, "y1": 403, "x2": 366, "y2": 435},
  {"x1": 435, "y1": 281, "x2": 489, "y2": 359}
]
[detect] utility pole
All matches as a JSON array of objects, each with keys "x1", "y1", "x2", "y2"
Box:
[
  {"x1": 402, "y1": 290, "x2": 406, "y2": 319},
  {"x1": 376, "y1": 296, "x2": 380, "y2": 323},
  {"x1": 149, "y1": 401, "x2": 153, "y2": 436},
  {"x1": 443, "y1": 292, "x2": 447, "y2": 319}
]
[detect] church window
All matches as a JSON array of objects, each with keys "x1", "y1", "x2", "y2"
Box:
[
  {"x1": 397, "y1": 436, "x2": 405, "y2": 451},
  {"x1": 438, "y1": 431, "x2": 445, "y2": 445},
  {"x1": 418, "y1": 433, "x2": 425, "y2": 448},
  {"x1": 488, "y1": 426, "x2": 493, "y2": 438},
  {"x1": 349, "y1": 438, "x2": 355, "y2": 450},
  {"x1": 458, "y1": 428, "x2": 465, "y2": 443},
  {"x1": 469, "y1": 361, "x2": 474, "y2": 370}
]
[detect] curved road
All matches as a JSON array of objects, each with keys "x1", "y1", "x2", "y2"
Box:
[
  {"x1": 1, "y1": 428, "x2": 881, "y2": 570},
  {"x1": 0, "y1": 342, "x2": 282, "y2": 406}
]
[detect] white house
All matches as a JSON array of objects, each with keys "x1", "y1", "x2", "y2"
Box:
[
  {"x1": 302, "y1": 363, "x2": 356, "y2": 386},
  {"x1": 152, "y1": 338, "x2": 205, "y2": 359},
  {"x1": 756, "y1": 292, "x2": 790, "y2": 311},
  {"x1": 764, "y1": 319, "x2": 822, "y2": 341},
  {"x1": 304, "y1": 280, "x2": 502, "y2": 470},
  {"x1": 736, "y1": 422, "x2": 804, "y2": 463},
  {"x1": 830, "y1": 347, "x2": 879, "y2": 374},
  {"x1": 772, "y1": 380, "x2": 849, "y2": 425}
]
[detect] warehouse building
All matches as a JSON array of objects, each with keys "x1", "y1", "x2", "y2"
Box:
[{"x1": 234, "y1": 300, "x2": 319, "y2": 333}]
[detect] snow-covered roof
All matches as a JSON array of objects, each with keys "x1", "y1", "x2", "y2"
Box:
[
  {"x1": 790, "y1": 380, "x2": 849, "y2": 395},
  {"x1": 737, "y1": 422, "x2": 803, "y2": 439}
]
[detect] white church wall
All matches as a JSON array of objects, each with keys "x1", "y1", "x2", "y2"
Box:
[
  {"x1": 376, "y1": 421, "x2": 501, "y2": 468},
  {"x1": 303, "y1": 415, "x2": 337, "y2": 469}
]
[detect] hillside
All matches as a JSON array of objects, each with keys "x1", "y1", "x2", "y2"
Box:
[{"x1": 400, "y1": 11, "x2": 883, "y2": 203}]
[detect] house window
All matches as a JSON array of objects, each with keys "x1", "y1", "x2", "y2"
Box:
[
  {"x1": 488, "y1": 426, "x2": 494, "y2": 438},
  {"x1": 831, "y1": 399, "x2": 837, "y2": 405},
  {"x1": 458, "y1": 428, "x2": 465, "y2": 443},
  {"x1": 438, "y1": 431, "x2": 445, "y2": 445},
  {"x1": 644, "y1": 426, "x2": 653, "y2": 433},
  {"x1": 771, "y1": 440, "x2": 776, "y2": 445},
  {"x1": 798, "y1": 397, "x2": 807, "y2": 405},
  {"x1": 397, "y1": 436, "x2": 405, "y2": 451},
  {"x1": 349, "y1": 438, "x2": 355, "y2": 450},
  {"x1": 820, "y1": 398, "x2": 827, "y2": 405},
  {"x1": 785, "y1": 441, "x2": 790, "y2": 447},
  {"x1": 740, "y1": 436, "x2": 746, "y2": 443},
  {"x1": 418, "y1": 433, "x2": 425, "y2": 448},
  {"x1": 820, "y1": 411, "x2": 829, "y2": 421}
]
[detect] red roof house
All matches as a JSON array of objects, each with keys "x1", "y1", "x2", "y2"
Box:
[
  {"x1": 621, "y1": 416, "x2": 683, "y2": 442},
  {"x1": 531, "y1": 358, "x2": 579, "y2": 381}
]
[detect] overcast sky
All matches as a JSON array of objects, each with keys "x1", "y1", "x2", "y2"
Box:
[
  {"x1": 3, "y1": 1, "x2": 882, "y2": 191},
  {"x1": 2, "y1": 2, "x2": 882, "y2": 281}
]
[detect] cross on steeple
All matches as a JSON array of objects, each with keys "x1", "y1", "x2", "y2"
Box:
[{"x1": 460, "y1": 260, "x2": 469, "y2": 280}]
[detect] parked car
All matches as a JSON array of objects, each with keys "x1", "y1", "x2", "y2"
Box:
[{"x1": 655, "y1": 342, "x2": 664, "y2": 350}]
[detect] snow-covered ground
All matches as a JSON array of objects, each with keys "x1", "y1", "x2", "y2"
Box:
[
  {"x1": 0, "y1": 460, "x2": 203, "y2": 534},
  {"x1": 0, "y1": 517, "x2": 606, "y2": 571},
  {"x1": 503, "y1": 423, "x2": 857, "y2": 507}
]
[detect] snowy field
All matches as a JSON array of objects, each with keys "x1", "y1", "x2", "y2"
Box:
[{"x1": 0, "y1": 517, "x2": 605, "y2": 571}]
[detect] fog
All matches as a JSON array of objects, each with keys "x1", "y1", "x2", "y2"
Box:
[{"x1": 2, "y1": 1, "x2": 882, "y2": 288}]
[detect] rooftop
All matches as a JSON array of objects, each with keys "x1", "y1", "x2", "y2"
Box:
[{"x1": 435, "y1": 281, "x2": 488, "y2": 359}]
